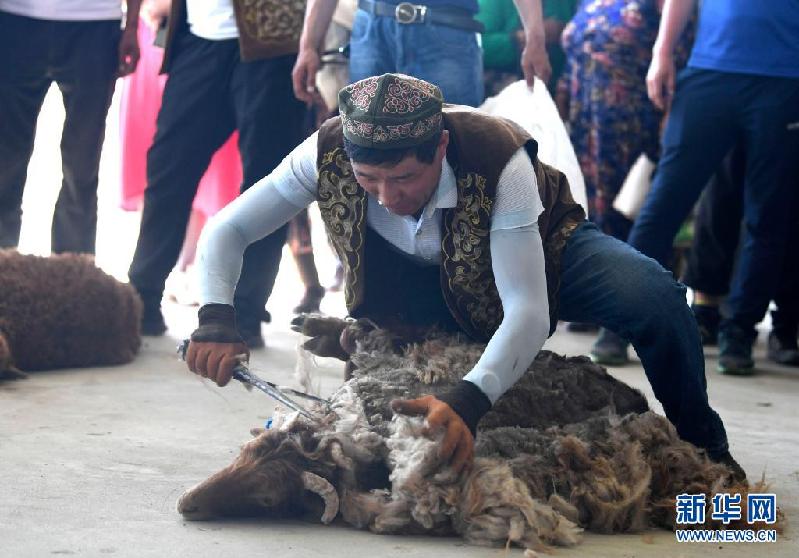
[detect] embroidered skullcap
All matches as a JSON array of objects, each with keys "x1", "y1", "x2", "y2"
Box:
[{"x1": 338, "y1": 73, "x2": 443, "y2": 149}]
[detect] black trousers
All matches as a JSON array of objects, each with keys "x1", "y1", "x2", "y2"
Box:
[
  {"x1": 627, "y1": 69, "x2": 799, "y2": 335},
  {"x1": 127, "y1": 30, "x2": 306, "y2": 329},
  {"x1": 0, "y1": 10, "x2": 120, "y2": 253},
  {"x1": 682, "y1": 145, "x2": 799, "y2": 333},
  {"x1": 351, "y1": 227, "x2": 460, "y2": 333}
]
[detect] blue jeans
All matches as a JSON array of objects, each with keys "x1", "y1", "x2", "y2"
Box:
[
  {"x1": 559, "y1": 222, "x2": 728, "y2": 455},
  {"x1": 627, "y1": 68, "x2": 799, "y2": 337},
  {"x1": 348, "y1": 9, "x2": 484, "y2": 107}
]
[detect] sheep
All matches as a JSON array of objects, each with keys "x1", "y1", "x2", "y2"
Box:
[
  {"x1": 178, "y1": 316, "x2": 773, "y2": 551},
  {"x1": 0, "y1": 249, "x2": 142, "y2": 379}
]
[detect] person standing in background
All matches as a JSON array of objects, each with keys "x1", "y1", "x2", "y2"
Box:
[
  {"x1": 557, "y1": 0, "x2": 691, "y2": 363},
  {"x1": 127, "y1": 0, "x2": 307, "y2": 348},
  {"x1": 292, "y1": 0, "x2": 554, "y2": 109},
  {"x1": 478, "y1": 0, "x2": 576, "y2": 97},
  {"x1": 681, "y1": 146, "x2": 799, "y2": 368},
  {"x1": 286, "y1": 0, "x2": 358, "y2": 313},
  {"x1": 119, "y1": 0, "x2": 243, "y2": 307},
  {"x1": 0, "y1": 0, "x2": 140, "y2": 253},
  {"x1": 628, "y1": 0, "x2": 799, "y2": 375}
]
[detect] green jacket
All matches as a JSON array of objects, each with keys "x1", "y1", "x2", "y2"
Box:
[
  {"x1": 477, "y1": 0, "x2": 578, "y2": 88},
  {"x1": 477, "y1": 0, "x2": 522, "y2": 73}
]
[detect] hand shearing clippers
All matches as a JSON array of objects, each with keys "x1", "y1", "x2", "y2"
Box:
[{"x1": 177, "y1": 339, "x2": 329, "y2": 420}]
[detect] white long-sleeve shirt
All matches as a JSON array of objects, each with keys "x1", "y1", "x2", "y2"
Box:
[
  {"x1": 0, "y1": 0, "x2": 121, "y2": 20},
  {"x1": 198, "y1": 130, "x2": 551, "y2": 404}
]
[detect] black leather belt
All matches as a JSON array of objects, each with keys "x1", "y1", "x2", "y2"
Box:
[{"x1": 357, "y1": 0, "x2": 485, "y2": 33}]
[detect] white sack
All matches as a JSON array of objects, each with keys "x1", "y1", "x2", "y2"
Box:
[{"x1": 479, "y1": 80, "x2": 588, "y2": 215}]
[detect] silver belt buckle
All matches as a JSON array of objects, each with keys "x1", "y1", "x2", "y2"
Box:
[{"x1": 395, "y1": 2, "x2": 427, "y2": 24}]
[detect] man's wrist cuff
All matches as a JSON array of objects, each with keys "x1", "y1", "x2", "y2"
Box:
[
  {"x1": 198, "y1": 303, "x2": 236, "y2": 329},
  {"x1": 191, "y1": 304, "x2": 243, "y2": 344},
  {"x1": 438, "y1": 380, "x2": 492, "y2": 437}
]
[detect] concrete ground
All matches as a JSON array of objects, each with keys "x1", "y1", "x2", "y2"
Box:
[{"x1": 2, "y1": 86, "x2": 797, "y2": 558}]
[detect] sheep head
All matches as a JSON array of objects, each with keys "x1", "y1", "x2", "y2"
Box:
[{"x1": 178, "y1": 428, "x2": 339, "y2": 523}]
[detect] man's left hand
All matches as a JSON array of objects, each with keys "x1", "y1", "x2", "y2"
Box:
[
  {"x1": 117, "y1": 27, "x2": 140, "y2": 77},
  {"x1": 391, "y1": 395, "x2": 474, "y2": 475}
]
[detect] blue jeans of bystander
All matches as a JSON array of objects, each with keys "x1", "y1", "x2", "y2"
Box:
[{"x1": 348, "y1": 9, "x2": 484, "y2": 107}]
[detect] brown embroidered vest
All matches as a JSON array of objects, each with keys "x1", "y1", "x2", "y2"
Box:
[
  {"x1": 316, "y1": 109, "x2": 585, "y2": 341},
  {"x1": 161, "y1": 0, "x2": 305, "y2": 73}
]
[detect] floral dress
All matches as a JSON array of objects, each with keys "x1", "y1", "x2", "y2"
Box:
[{"x1": 560, "y1": 0, "x2": 663, "y2": 240}]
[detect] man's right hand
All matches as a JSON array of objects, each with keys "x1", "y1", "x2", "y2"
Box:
[
  {"x1": 186, "y1": 304, "x2": 248, "y2": 387},
  {"x1": 186, "y1": 340, "x2": 248, "y2": 387},
  {"x1": 646, "y1": 49, "x2": 676, "y2": 111},
  {"x1": 291, "y1": 48, "x2": 324, "y2": 106}
]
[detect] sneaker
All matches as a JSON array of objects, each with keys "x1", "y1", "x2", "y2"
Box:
[
  {"x1": 293, "y1": 285, "x2": 325, "y2": 314},
  {"x1": 692, "y1": 304, "x2": 720, "y2": 346},
  {"x1": 590, "y1": 328, "x2": 630, "y2": 366},
  {"x1": 708, "y1": 449, "x2": 747, "y2": 483},
  {"x1": 717, "y1": 325, "x2": 755, "y2": 375},
  {"x1": 141, "y1": 304, "x2": 166, "y2": 336},
  {"x1": 767, "y1": 329, "x2": 799, "y2": 366}
]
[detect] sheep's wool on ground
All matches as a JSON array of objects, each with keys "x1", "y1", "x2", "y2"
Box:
[{"x1": 177, "y1": 317, "x2": 764, "y2": 552}]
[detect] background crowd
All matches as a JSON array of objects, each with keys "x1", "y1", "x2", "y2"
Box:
[{"x1": 1, "y1": 0, "x2": 797, "y2": 373}]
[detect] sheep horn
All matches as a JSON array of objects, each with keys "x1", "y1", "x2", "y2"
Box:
[{"x1": 302, "y1": 471, "x2": 339, "y2": 524}]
